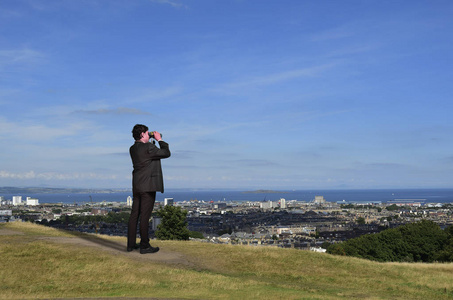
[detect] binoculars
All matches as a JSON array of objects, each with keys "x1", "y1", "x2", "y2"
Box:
[{"x1": 149, "y1": 131, "x2": 162, "y2": 139}]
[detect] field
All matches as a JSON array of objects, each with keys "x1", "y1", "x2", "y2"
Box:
[{"x1": 1, "y1": 222, "x2": 453, "y2": 299}]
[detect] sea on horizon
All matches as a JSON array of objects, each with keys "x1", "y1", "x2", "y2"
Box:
[{"x1": 1, "y1": 188, "x2": 453, "y2": 205}]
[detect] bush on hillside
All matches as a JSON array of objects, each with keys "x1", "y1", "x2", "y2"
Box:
[
  {"x1": 327, "y1": 220, "x2": 452, "y2": 263},
  {"x1": 155, "y1": 205, "x2": 190, "y2": 240},
  {"x1": 189, "y1": 230, "x2": 205, "y2": 239}
]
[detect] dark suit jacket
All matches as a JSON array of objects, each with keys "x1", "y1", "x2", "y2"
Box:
[{"x1": 130, "y1": 140, "x2": 170, "y2": 193}]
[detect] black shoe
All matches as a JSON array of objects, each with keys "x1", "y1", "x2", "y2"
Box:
[
  {"x1": 127, "y1": 243, "x2": 140, "y2": 252},
  {"x1": 140, "y1": 246, "x2": 160, "y2": 254}
]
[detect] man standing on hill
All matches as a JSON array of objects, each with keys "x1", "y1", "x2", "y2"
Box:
[{"x1": 127, "y1": 124, "x2": 171, "y2": 254}]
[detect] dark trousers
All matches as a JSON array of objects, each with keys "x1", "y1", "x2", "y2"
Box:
[{"x1": 127, "y1": 191, "x2": 156, "y2": 248}]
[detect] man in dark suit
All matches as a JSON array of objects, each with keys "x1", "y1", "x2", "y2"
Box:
[{"x1": 127, "y1": 124, "x2": 171, "y2": 254}]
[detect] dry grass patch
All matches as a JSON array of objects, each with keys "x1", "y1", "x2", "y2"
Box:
[
  {"x1": 0, "y1": 224, "x2": 309, "y2": 299},
  {"x1": 0, "y1": 221, "x2": 76, "y2": 237},
  {"x1": 1, "y1": 222, "x2": 453, "y2": 299},
  {"x1": 151, "y1": 238, "x2": 453, "y2": 299}
]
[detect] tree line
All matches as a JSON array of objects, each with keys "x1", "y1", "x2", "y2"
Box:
[{"x1": 327, "y1": 220, "x2": 453, "y2": 262}]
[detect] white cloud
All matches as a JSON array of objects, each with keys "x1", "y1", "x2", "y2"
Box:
[
  {"x1": 0, "y1": 117, "x2": 92, "y2": 141},
  {"x1": 213, "y1": 63, "x2": 339, "y2": 93},
  {"x1": 0, "y1": 170, "x2": 118, "y2": 181},
  {"x1": 128, "y1": 86, "x2": 184, "y2": 104},
  {"x1": 72, "y1": 107, "x2": 152, "y2": 116},
  {"x1": 149, "y1": 0, "x2": 188, "y2": 9},
  {"x1": 0, "y1": 48, "x2": 44, "y2": 67}
]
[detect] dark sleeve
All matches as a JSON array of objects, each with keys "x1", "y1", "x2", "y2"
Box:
[{"x1": 147, "y1": 141, "x2": 171, "y2": 159}]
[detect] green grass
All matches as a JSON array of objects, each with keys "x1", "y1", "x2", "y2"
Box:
[{"x1": 1, "y1": 222, "x2": 453, "y2": 299}]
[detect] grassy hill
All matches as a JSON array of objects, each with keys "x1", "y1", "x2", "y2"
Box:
[{"x1": 1, "y1": 222, "x2": 453, "y2": 299}]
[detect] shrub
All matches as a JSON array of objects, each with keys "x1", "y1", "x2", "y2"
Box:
[
  {"x1": 155, "y1": 205, "x2": 190, "y2": 240},
  {"x1": 327, "y1": 220, "x2": 451, "y2": 263}
]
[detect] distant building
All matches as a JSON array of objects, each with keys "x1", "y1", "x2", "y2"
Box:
[
  {"x1": 214, "y1": 203, "x2": 227, "y2": 209},
  {"x1": 279, "y1": 198, "x2": 286, "y2": 209},
  {"x1": 152, "y1": 217, "x2": 162, "y2": 231},
  {"x1": 91, "y1": 208, "x2": 109, "y2": 215},
  {"x1": 313, "y1": 196, "x2": 326, "y2": 204},
  {"x1": 26, "y1": 197, "x2": 39, "y2": 206},
  {"x1": 126, "y1": 196, "x2": 132, "y2": 207},
  {"x1": 164, "y1": 198, "x2": 174, "y2": 206},
  {"x1": 310, "y1": 247, "x2": 327, "y2": 253},
  {"x1": 337, "y1": 199, "x2": 349, "y2": 205},
  {"x1": 0, "y1": 196, "x2": 9, "y2": 206},
  {"x1": 12, "y1": 196, "x2": 22, "y2": 206},
  {"x1": 387, "y1": 199, "x2": 424, "y2": 207},
  {"x1": 260, "y1": 200, "x2": 277, "y2": 210}
]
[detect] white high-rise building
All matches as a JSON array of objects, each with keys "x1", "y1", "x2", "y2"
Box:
[
  {"x1": 126, "y1": 196, "x2": 132, "y2": 207},
  {"x1": 152, "y1": 217, "x2": 162, "y2": 231},
  {"x1": 164, "y1": 198, "x2": 174, "y2": 206},
  {"x1": 280, "y1": 198, "x2": 286, "y2": 209},
  {"x1": 260, "y1": 200, "x2": 277, "y2": 210},
  {"x1": 26, "y1": 197, "x2": 39, "y2": 206},
  {"x1": 12, "y1": 196, "x2": 22, "y2": 206}
]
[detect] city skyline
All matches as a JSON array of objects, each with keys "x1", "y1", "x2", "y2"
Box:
[{"x1": 1, "y1": 1, "x2": 452, "y2": 190}]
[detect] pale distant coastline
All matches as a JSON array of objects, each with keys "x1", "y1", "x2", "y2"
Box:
[{"x1": 0, "y1": 187, "x2": 130, "y2": 194}]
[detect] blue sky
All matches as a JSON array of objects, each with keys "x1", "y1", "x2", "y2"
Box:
[{"x1": 1, "y1": 0, "x2": 452, "y2": 190}]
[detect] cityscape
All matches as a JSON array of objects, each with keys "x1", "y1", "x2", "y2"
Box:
[{"x1": 2, "y1": 194, "x2": 452, "y2": 252}]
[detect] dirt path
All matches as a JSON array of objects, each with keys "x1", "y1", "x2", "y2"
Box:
[
  {"x1": 0, "y1": 228, "x2": 24, "y2": 236},
  {"x1": 0, "y1": 226, "x2": 195, "y2": 268},
  {"x1": 47, "y1": 236, "x2": 194, "y2": 266}
]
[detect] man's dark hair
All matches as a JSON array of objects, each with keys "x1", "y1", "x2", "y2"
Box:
[{"x1": 132, "y1": 124, "x2": 148, "y2": 140}]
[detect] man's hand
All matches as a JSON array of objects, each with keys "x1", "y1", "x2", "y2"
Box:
[{"x1": 153, "y1": 131, "x2": 162, "y2": 141}]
